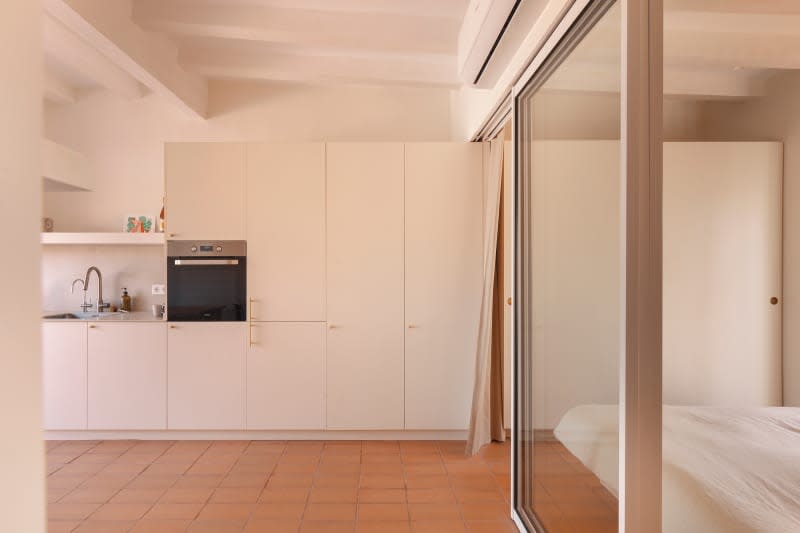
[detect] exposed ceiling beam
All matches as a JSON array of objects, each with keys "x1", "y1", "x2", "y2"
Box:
[
  {"x1": 665, "y1": 31, "x2": 800, "y2": 70},
  {"x1": 44, "y1": 0, "x2": 208, "y2": 119},
  {"x1": 133, "y1": 0, "x2": 459, "y2": 55},
  {"x1": 43, "y1": 68, "x2": 79, "y2": 105},
  {"x1": 665, "y1": 0, "x2": 800, "y2": 16},
  {"x1": 544, "y1": 62, "x2": 766, "y2": 99},
  {"x1": 180, "y1": 46, "x2": 459, "y2": 87},
  {"x1": 43, "y1": 15, "x2": 145, "y2": 100},
  {"x1": 167, "y1": 0, "x2": 469, "y2": 18},
  {"x1": 665, "y1": 11, "x2": 800, "y2": 36}
]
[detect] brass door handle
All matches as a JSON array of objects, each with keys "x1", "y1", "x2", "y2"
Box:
[
  {"x1": 88, "y1": 324, "x2": 96, "y2": 329},
  {"x1": 249, "y1": 298, "x2": 256, "y2": 320},
  {"x1": 771, "y1": 297, "x2": 779, "y2": 305},
  {"x1": 328, "y1": 324, "x2": 338, "y2": 329},
  {"x1": 507, "y1": 297, "x2": 512, "y2": 306},
  {"x1": 249, "y1": 322, "x2": 256, "y2": 346},
  {"x1": 169, "y1": 325, "x2": 177, "y2": 329},
  {"x1": 408, "y1": 323, "x2": 417, "y2": 329}
]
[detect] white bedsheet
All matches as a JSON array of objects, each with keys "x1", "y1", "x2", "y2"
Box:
[{"x1": 553, "y1": 405, "x2": 800, "y2": 533}]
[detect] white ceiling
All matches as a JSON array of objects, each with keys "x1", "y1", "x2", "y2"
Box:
[
  {"x1": 41, "y1": 0, "x2": 800, "y2": 113},
  {"x1": 131, "y1": 0, "x2": 468, "y2": 87}
]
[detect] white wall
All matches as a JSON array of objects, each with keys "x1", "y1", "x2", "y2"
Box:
[
  {"x1": 0, "y1": 0, "x2": 45, "y2": 530},
  {"x1": 43, "y1": 80, "x2": 453, "y2": 232},
  {"x1": 42, "y1": 246, "x2": 165, "y2": 314},
  {"x1": 698, "y1": 72, "x2": 800, "y2": 406}
]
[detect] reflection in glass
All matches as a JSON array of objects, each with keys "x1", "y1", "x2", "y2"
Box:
[
  {"x1": 661, "y1": 1, "x2": 791, "y2": 532},
  {"x1": 514, "y1": 2, "x2": 621, "y2": 532}
]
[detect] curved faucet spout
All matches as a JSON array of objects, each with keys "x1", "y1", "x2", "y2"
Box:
[{"x1": 83, "y1": 266, "x2": 109, "y2": 312}]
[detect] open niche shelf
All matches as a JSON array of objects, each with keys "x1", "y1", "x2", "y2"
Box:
[{"x1": 41, "y1": 233, "x2": 166, "y2": 246}]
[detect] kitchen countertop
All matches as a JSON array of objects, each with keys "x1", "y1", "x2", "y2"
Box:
[{"x1": 42, "y1": 311, "x2": 165, "y2": 323}]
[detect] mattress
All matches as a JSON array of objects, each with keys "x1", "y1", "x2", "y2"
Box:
[{"x1": 553, "y1": 405, "x2": 800, "y2": 533}]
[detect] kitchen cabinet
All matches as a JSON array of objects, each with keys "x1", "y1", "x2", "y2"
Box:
[
  {"x1": 87, "y1": 322, "x2": 167, "y2": 430},
  {"x1": 326, "y1": 143, "x2": 405, "y2": 430},
  {"x1": 168, "y1": 322, "x2": 246, "y2": 429},
  {"x1": 247, "y1": 323, "x2": 325, "y2": 429},
  {"x1": 165, "y1": 142, "x2": 246, "y2": 241},
  {"x1": 246, "y1": 143, "x2": 326, "y2": 321},
  {"x1": 404, "y1": 143, "x2": 484, "y2": 429},
  {"x1": 42, "y1": 322, "x2": 87, "y2": 430}
]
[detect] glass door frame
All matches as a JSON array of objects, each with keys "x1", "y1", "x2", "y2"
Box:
[{"x1": 509, "y1": 1, "x2": 664, "y2": 532}]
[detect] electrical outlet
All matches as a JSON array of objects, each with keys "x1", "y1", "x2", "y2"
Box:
[{"x1": 152, "y1": 284, "x2": 166, "y2": 295}]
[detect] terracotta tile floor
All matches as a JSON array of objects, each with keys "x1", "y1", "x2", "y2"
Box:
[
  {"x1": 46, "y1": 439, "x2": 516, "y2": 533},
  {"x1": 527, "y1": 440, "x2": 618, "y2": 533}
]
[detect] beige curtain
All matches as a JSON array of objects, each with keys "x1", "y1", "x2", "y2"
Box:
[{"x1": 466, "y1": 139, "x2": 505, "y2": 455}]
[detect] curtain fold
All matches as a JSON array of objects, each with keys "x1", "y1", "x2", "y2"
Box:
[{"x1": 466, "y1": 139, "x2": 505, "y2": 456}]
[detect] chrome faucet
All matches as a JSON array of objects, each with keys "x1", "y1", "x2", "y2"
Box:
[{"x1": 83, "y1": 266, "x2": 110, "y2": 313}]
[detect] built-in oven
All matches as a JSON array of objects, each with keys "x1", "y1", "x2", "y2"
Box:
[{"x1": 167, "y1": 241, "x2": 246, "y2": 321}]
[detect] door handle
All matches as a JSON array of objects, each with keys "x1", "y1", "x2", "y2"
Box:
[
  {"x1": 249, "y1": 322, "x2": 256, "y2": 347},
  {"x1": 771, "y1": 297, "x2": 779, "y2": 305},
  {"x1": 328, "y1": 324, "x2": 338, "y2": 329},
  {"x1": 507, "y1": 297, "x2": 512, "y2": 306},
  {"x1": 408, "y1": 323, "x2": 417, "y2": 329}
]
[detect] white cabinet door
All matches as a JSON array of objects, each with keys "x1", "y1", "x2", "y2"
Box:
[
  {"x1": 247, "y1": 323, "x2": 325, "y2": 429},
  {"x1": 246, "y1": 143, "x2": 326, "y2": 321},
  {"x1": 87, "y1": 323, "x2": 167, "y2": 430},
  {"x1": 165, "y1": 143, "x2": 246, "y2": 241},
  {"x1": 168, "y1": 322, "x2": 246, "y2": 429},
  {"x1": 42, "y1": 322, "x2": 87, "y2": 430},
  {"x1": 404, "y1": 143, "x2": 484, "y2": 429},
  {"x1": 326, "y1": 143, "x2": 405, "y2": 430}
]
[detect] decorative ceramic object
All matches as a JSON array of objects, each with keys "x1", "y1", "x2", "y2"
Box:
[
  {"x1": 125, "y1": 215, "x2": 154, "y2": 233},
  {"x1": 42, "y1": 217, "x2": 54, "y2": 232}
]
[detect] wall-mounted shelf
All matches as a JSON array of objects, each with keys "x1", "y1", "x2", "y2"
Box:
[{"x1": 41, "y1": 233, "x2": 166, "y2": 246}]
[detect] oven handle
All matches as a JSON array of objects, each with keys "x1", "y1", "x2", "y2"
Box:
[{"x1": 173, "y1": 259, "x2": 240, "y2": 266}]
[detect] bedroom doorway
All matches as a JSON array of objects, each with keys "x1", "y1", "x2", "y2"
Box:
[{"x1": 512, "y1": 1, "x2": 622, "y2": 531}]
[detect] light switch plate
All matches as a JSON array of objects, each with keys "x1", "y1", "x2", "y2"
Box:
[{"x1": 152, "y1": 284, "x2": 166, "y2": 295}]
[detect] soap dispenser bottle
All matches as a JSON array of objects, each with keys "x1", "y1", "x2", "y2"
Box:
[{"x1": 120, "y1": 287, "x2": 132, "y2": 312}]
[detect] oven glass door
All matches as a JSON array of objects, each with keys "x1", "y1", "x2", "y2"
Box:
[{"x1": 167, "y1": 257, "x2": 246, "y2": 321}]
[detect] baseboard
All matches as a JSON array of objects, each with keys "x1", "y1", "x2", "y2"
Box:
[{"x1": 45, "y1": 429, "x2": 469, "y2": 441}]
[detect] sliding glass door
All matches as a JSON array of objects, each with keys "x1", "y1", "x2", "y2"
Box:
[
  {"x1": 513, "y1": 3, "x2": 621, "y2": 531},
  {"x1": 512, "y1": 0, "x2": 665, "y2": 530}
]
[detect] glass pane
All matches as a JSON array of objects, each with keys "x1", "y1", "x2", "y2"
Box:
[
  {"x1": 514, "y1": 2, "x2": 621, "y2": 532},
  {"x1": 662, "y1": 2, "x2": 790, "y2": 531}
]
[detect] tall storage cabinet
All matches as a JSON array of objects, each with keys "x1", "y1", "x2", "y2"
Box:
[
  {"x1": 246, "y1": 143, "x2": 326, "y2": 429},
  {"x1": 247, "y1": 323, "x2": 325, "y2": 429},
  {"x1": 165, "y1": 142, "x2": 246, "y2": 241},
  {"x1": 326, "y1": 143, "x2": 405, "y2": 430},
  {"x1": 246, "y1": 143, "x2": 326, "y2": 321},
  {"x1": 404, "y1": 143, "x2": 484, "y2": 429}
]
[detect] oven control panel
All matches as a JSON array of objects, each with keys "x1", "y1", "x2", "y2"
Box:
[{"x1": 167, "y1": 240, "x2": 246, "y2": 257}]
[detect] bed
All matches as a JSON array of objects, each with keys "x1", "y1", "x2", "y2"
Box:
[{"x1": 553, "y1": 405, "x2": 800, "y2": 533}]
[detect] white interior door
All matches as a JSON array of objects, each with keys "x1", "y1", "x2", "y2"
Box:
[
  {"x1": 404, "y1": 143, "x2": 483, "y2": 430},
  {"x1": 326, "y1": 143, "x2": 405, "y2": 430},
  {"x1": 246, "y1": 143, "x2": 326, "y2": 321},
  {"x1": 663, "y1": 142, "x2": 783, "y2": 406}
]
